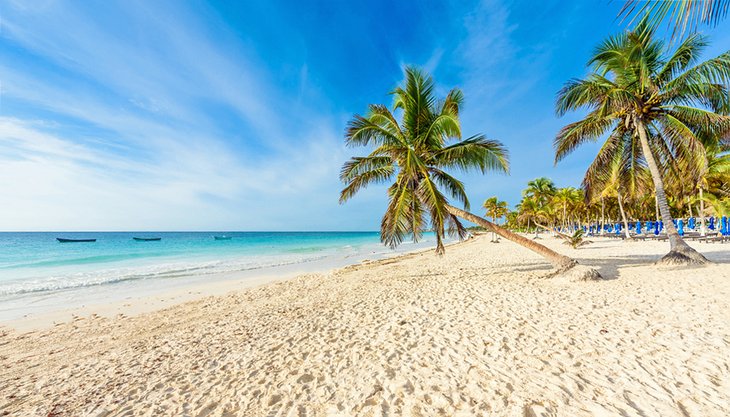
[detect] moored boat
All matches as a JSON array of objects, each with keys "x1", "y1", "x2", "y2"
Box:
[
  {"x1": 57, "y1": 238, "x2": 96, "y2": 243},
  {"x1": 133, "y1": 237, "x2": 162, "y2": 241},
  {"x1": 213, "y1": 236, "x2": 232, "y2": 240}
]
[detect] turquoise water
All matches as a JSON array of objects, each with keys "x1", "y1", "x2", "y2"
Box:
[{"x1": 0, "y1": 232, "x2": 441, "y2": 300}]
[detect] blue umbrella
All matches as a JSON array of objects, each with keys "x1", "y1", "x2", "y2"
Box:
[
  {"x1": 635, "y1": 221, "x2": 642, "y2": 234},
  {"x1": 673, "y1": 219, "x2": 678, "y2": 228},
  {"x1": 646, "y1": 221, "x2": 653, "y2": 232},
  {"x1": 659, "y1": 221, "x2": 664, "y2": 231},
  {"x1": 678, "y1": 219, "x2": 685, "y2": 236},
  {"x1": 654, "y1": 222, "x2": 660, "y2": 235},
  {"x1": 688, "y1": 217, "x2": 696, "y2": 229},
  {"x1": 709, "y1": 217, "x2": 715, "y2": 230},
  {"x1": 722, "y1": 216, "x2": 729, "y2": 236}
]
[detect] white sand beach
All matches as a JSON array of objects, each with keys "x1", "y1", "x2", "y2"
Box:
[{"x1": 1, "y1": 235, "x2": 729, "y2": 416}]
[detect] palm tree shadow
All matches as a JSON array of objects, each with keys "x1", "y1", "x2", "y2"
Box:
[
  {"x1": 579, "y1": 257, "x2": 650, "y2": 279},
  {"x1": 577, "y1": 251, "x2": 730, "y2": 280}
]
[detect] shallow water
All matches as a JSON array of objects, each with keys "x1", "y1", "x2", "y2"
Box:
[{"x1": 0, "y1": 231, "x2": 444, "y2": 321}]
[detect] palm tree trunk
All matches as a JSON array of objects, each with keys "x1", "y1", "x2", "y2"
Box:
[
  {"x1": 491, "y1": 215, "x2": 498, "y2": 242},
  {"x1": 699, "y1": 187, "x2": 706, "y2": 236},
  {"x1": 634, "y1": 117, "x2": 707, "y2": 264},
  {"x1": 655, "y1": 194, "x2": 660, "y2": 222},
  {"x1": 687, "y1": 197, "x2": 693, "y2": 218},
  {"x1": 600, "y1": 197, "x2": 606, "y2": 235},
  {"x1": 445, "y1": 205, "x2": 602, "y2": 280},
  {"x1": 617, "y1": 191, "x2": 632, "y2": 239}
]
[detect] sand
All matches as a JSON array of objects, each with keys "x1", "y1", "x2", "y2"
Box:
[{"x1": 1, "y1": 235, "x2": 729, "y2": 416}]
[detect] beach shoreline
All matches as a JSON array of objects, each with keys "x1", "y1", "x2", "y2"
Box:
[
  {"x1": 2, "y1": 234, "x2": 729, "y2": 416},
  {"x1": 0, "y1": 236, "x2": 467, "y2": 333}
]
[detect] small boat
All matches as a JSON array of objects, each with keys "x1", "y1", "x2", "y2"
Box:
[
  {"x1": 57, "y1": 238, "x2": 96, "y2": 243},
  {"x1": 133, "y1": 237, "x2": 161, "y2": 241},
  {"x1": 214, "y1": 236, "x2": 232, "y2": 240}
]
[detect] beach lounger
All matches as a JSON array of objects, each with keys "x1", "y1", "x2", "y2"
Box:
[{"x1": 698, "y1": 236, "x2": 726, "y2": 243}]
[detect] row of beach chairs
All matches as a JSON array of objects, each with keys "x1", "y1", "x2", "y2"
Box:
[{"x1": 600, "y1": 231, "x2": 729, "y2": 243}]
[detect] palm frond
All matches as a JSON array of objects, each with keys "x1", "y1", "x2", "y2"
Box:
[
  {"x1": 416, "y1": 176, "x2": 448, "y2": 254},
  {"x1": 667, "y1": 105, "x2": 730, "y2": 140},
  {"x1": 657, "y1": 33, "x2": 707, "y2": 84},
  {"x1": 339, "y1": 162, "x2": 396, "y2": 203},
  {"x1": 430, "y1": 168, "x2": 470, "y2": 210},
  {"x1": 339, "y1": 155, "x2": 394, "y2": 183},
  {"x1": 554, "y1": 114, "x2": 616, "y2": 163},
  {"x1": 619, "y1": 0, "x2": 730, "y2": 40},
  {"x1": 665, "y1": 50, "x2": 730, "y2": 103},
  {"x1": 380, "y1": 181, "x2": 417, "y2": 249},
  {"x1": 433, "y1": 135, "x2": 509, "y2": 173},
  {"x1": 556, "y1": 76, "x2": 616, "y2": 116},
  {"x1": 345, "y1": 115, "x2": 404, "y2": 148}
]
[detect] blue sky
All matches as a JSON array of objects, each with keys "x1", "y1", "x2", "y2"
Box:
[{"x1": 1, "y1": 0, "x2": 729, "y2": 231}]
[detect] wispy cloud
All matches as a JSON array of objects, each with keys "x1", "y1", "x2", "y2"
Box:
[
  {"x1": 2, "y1": 0, "x2": 727, "y2": 230},
  {"x1": 0, "y1": 1, "x2": 356, "y2": 230},
  {"x1": 443, "y1": 0, "x2": 614, "y2": 208}
]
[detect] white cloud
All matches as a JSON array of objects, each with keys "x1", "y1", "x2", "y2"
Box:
[
  {"x1": 0, "y1": 2, "x2": 366, "y2": 231},
  {"x1": 0, "y1": 114, "x2": 353, "y2": 230}
]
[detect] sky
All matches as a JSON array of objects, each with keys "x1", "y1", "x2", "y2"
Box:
[{"x1": 1, "y1": 0, "x2": 729, "y2": 231}]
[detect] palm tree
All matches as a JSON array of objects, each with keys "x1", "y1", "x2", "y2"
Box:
[
  {"x1": 516, "y1": 196, "x2": 547, "y2": 239},
  {"x1": 581, "y1": 126, "x2": 654, "y2": 240},
  {"x1": 555, "y1": 24, "x2": 730, "y2": 264},
  {"x1": 619, "y1": 0, "x2": 729, "y2": 40},
  {"x1": 504, "y1": 211, "x2": 520, "y2": 230},
  {"x1": 694, "y1": 144, "x2": 730, "y2": 233},
  {"x1": 524, "y1": 177, "x2": 556, "y2": 207},
  {"x1": 482, "y1": 197, "x2": 508, "y2": 242},
  {"x1": 340, "y1": 66, "x2": 600, "y2": 279},
  {"x1": 553, "y1": 187, "x2": 580, "y2": 232}
]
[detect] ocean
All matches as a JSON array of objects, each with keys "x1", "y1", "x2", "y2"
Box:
[{"x1": 0, "y1": 231, "x2": 444, "y2": 321}]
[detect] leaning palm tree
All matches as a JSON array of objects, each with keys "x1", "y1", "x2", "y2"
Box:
[
  {"x1": 555, "y1": 24, "x2": 730, "y2": 264},
  {"x1": 619, "y1": 0, "x2": 729, "y2": 40},
  {"x1": 340, "y1": 66, "x2": 600, "y2": 280},
  {"x1": 482, "y1": 197, "x2": 508, "y2": 242}
]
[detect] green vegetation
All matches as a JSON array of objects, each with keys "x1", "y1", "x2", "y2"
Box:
[
  {"x1": 339, "y1": 66, "x2": 508, "y2": 254},
  {"x1": 619, "y1": 0, "x2": 728, "y2": 39},
  {"x1": 554, "y1": 22, "x2": 730, "y2": 264},
  {"x1": 566, "y1": 229, "x2": 588, "y2": 249},
  {"x1": 482, "y1": 197, "x2": 508, "y2": 242},
  {"x1": 340, "y1": 67, "x2": 597, "y2": 278},
  {"x1": 338, "y1": 9, "x2": 730, "y2": 277}
]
